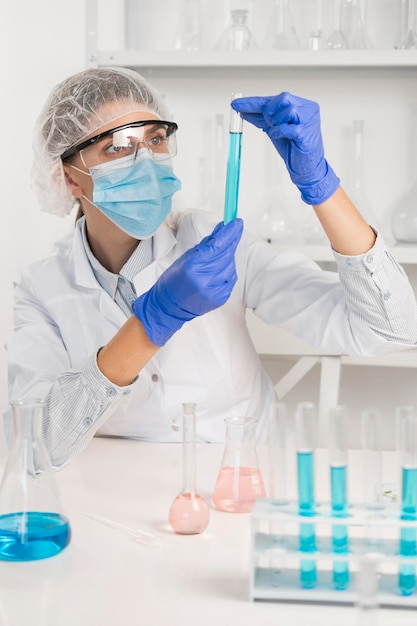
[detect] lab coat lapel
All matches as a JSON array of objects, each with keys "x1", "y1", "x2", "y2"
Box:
[
  {"x1": 71, "y1": 220, "x2": 128, "y2": 327},
  {"x1": 133, "y1": 221, "x2": 178, "y2": 296}
]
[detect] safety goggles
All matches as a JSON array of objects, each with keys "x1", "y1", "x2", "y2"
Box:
[{"x1": 61, "y1": 120, "x2": 178, "y2": 168}]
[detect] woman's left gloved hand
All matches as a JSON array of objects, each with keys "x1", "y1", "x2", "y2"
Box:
[{"x1": 232, "y1": 91, "x2": 340, "y2": 205}]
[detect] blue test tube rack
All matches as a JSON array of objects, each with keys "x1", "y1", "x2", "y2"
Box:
[{"x1": 249, "y1": 498, "x2": 417, "y2": 607}]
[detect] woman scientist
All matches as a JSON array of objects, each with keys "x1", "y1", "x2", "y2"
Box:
[{"x1": 6, "y1": 67, "x2": 417, "y2": 468}]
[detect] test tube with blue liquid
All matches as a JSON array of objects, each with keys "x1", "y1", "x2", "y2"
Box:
[
  {"x1": 223, "y1": 92, "x2": 243, "y2": 225},
  {"x1": 398, "y1": 412, "x2": 417, "y2": 596},
  {"x1": 329, "y1": 405, "x2": 349, "y2": 590},
  {"x1": 295, "y1": 402, "x2": 317, "y2": 588}
]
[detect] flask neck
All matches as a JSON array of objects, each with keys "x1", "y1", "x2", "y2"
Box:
[
  {"x1": 12, "y1": 400, "x2": 44, "y2": 444},
  {"x1": 181, "y1": 404, "x2": 197, "y2": 494}
]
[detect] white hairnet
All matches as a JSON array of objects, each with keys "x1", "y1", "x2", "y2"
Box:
[{"x1": 31, "y1": 67, "x2": 170, "y2": 217}]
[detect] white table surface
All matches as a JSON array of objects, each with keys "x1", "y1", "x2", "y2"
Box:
[{"x1": 0, "y1": 439, "x2": 415, "y2": 626}]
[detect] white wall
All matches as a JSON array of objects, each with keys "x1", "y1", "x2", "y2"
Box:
[{"x1": 1, "y1": 1, "x2": 87, "y2": 415}]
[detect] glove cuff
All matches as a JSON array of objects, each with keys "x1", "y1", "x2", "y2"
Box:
[
  {"x1": 297, "y1": 161, "x2": 340, "y2": 205},
  {"x1": 132, "y1": 290, "x2": 185, "y2": 347}
]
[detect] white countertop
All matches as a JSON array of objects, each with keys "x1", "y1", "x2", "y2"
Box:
[{"x1": 0, "y1": 439, "x2": 414, "y2": 626}]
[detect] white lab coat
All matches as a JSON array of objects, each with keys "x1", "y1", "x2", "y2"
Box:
[{"x1": 6, "y1": 210, "x2": 417, "y2": 450}]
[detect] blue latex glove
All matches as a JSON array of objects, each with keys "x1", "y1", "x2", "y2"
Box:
[
  {"x1": 132, "y1": 219, "x2": 244, "y2": 346},
  {"x1": 232, "y1": 92, "x2": 340, "y2": 205}
]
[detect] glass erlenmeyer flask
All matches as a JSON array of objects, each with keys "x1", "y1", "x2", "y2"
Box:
[
  {"x1": 390, "y1": 179, "x2": 417, "y2": 243},
  {"x1": 172, "y1": 0, "x2": 203, "y2": 52},
  {"x1": 258, "y1": 157, "x2": 296, "y2": 243},
  {"x1": 168, "y1": 403, "x2": 210, "y2": 534},
  {"x1": 327, "y1": 0, "x2": 348, "y2": 49},
  {"x1": 213, "y1": 417, "x2": 266, "y2": 513},
  {"x1": 215, "y1": 9, "x2": 258, "y2": 51},
  {"x1": 263, "y1": 0, "x2": 300, "y2": 50},
  {"x1": 0, "y1": 399, "x2": 71, "y2": 561},
  {"x1": 340, "y1": 0, "x2": 371, "y2": 49},
  {"x1": 399, "y1": 0, "x2": 417, "y2": 49},
  {"x1": 348, "y1": 120, "x2": 380, "y2": 231}
]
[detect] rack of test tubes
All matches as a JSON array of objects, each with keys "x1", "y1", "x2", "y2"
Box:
[{"x1": 249, "y1": 403, "x2": 417, "y2": 608}]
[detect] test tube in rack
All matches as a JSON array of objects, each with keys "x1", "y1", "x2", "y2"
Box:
[
  {"x1": 295, "y1": 402, "x2": 317, "y2": 589},
  {"x1": 329, "y1": 405, "x2": 349, "y2": 590},
  {"x1": 398, "y1": 412, "x2": 417, "y2": 596}
]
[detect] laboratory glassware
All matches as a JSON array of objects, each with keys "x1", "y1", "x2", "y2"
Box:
[
  {"x1": 215, "y1": 9, "x2": 258, "y2": 51},
  {"x1": 398, "y1": 0, "x2": 417, "y2": 48},
  {"x1": 203, "y1": 113, "x2": 226, "y2": 218},
  {"x1": 213, "y1": 417, "x2": 266, "y2": 513},
  {"x1": 308, "y1": 0, "x2": 324, "y2": 51},
  {"x1": 340, "y1": 0, "x2": 370, "y2": 49},
  {"x1": 348, "y1": 120, "x2": 380, "y2": 232},
  {"x1": 329, "y1": 405, "x2": 349, "y2": 590},
  {"x1": 361, "y1": 407, "x2": 383, "y2": 510},
  {"x1": 172, "y1": 0, "x2": 203, "y2": 51},
  {"x1": 356, "y1": 555, "x2": 379, "y2": 626},
  {"x1": 268, "y1": 402, "x2": 288, "y2": 503},
  {"x1": 295, "y1": 401, "x2": 317, "y2": 589},
  {"x1": 263, "y1": 0, "x2": 300, "y2": 50},
  {"x1": 168, "y1": 403, "x2": 210, "y2": 534},
  {"x1": 223, "y1": 93, "x2": 243, "y2": 225},
  {"x1": 390, "y1": 179, "x2": 417, "y2": 243},
  {"x1": 326, "y1": 0, "x2": 348, "y2": 49},
  {"x1": 398, "y1": 412, "x2": 417, "y2": 595},
  {"x1": 84, "y1": 512, "x2": 161, "y2": 547},
  {"x1": 258, "y1": 149, "x2": 296, "y2": 243},
  {"x1": 0, "y1": 398, "x2": 71, "y2": 561}
]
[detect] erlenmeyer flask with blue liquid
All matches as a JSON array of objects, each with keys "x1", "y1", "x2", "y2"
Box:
[{"x1": 0, "y1": 398, "x2": 71, "y2": 561}]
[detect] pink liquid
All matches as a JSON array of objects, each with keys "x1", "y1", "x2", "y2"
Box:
[
  {"x1": 212, "y1": 466, "x2": 266, "y2": 513},
  {"x1": 169, "y1": 493, "x2": 210, "y2": 535}
]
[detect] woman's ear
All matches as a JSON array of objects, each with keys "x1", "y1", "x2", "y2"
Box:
[{"x1": 62, "y1": 164, "x2": 85, "y2": 199}]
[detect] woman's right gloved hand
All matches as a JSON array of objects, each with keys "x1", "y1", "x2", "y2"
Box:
[{"x1": 131, "y1": 218, "x2": 244, "y2": 346}]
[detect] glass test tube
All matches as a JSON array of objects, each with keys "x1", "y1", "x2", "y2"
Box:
[
  {"x1": 356, "y1": 555, "x2": 379, "y2": 626},
  {"x1": 223, "y1": 93, "x2": 243, "y2": 225},
  {"x1": 398, "y1": 413, "x2": 417, "y2": 596},
  {"x1": 295, "y1": 402, "x2": 317, "y2": 589},
  {"x1": 362, "y1": 408, "x2": 382, "y2": 509},
  {"x1": 268, "y1": 402, "x2": 288, "y2": 503},
  {"x1": 329, "y1": 406, "x2": 349, "y2": 590}
]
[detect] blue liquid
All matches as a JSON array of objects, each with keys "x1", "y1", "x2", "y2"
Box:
[
  {"x1": 223, "y1": 132, "x2": 242, "y2": 224},
  {"x1": 297, "y1": 452, "x2": 317, "y2": 588},
  {"x1": 0, "y1": 512, "x2": 71, "y2": 561},
  {"x1": 399, "y1": 467, "x2": 417, "y2": 596},
  {"x1": 331, "y1": 465, "x2": 349, "y2": 590}
]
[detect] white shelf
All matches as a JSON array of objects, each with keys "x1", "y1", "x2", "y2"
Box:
[{"x1": 95, "y1": 49, "x2": 417, "y2": 70}]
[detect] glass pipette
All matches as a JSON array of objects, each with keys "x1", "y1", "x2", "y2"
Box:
[
  {"x1": 83, "y1": 512, "x2": 161, "y2": 547},
  {"x1": 295, "y1": 402, "x2": 317, "y2": 589},
  {"x1": 398, "y1": 413, "x2": 417, "y2": 596},
  {"x1": 223, "y1": 92, "x2": 243, "y2": 224},
  {"x1": 329, "y1": 405, "x2": 349, "y2": 590}
]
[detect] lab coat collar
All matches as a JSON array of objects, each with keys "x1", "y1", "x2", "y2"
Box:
[{"x1": 71, "y1": 217, "x2": 178, "y2": 291}]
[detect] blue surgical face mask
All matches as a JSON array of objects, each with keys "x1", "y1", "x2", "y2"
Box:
[{"x1": 88, "y1": 151, "x2": 181, "y2": 239}]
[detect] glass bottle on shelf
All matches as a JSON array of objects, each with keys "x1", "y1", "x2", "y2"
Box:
[
  {"x1": 347, "y1": 119, "x2": 380, "y2": 231},
  {"x1": 168, "y1": 403, "x2": 210, "y2": 535},
  {"x1": 263, "y1": 0, "x2": 300, "y2": 50},
  {"x1": 172, "y1": 0, "x2": 203, "y2": 51},
  {"x1": 398, "y1": 0, "x2": 417, "y2": 49},
  {"x1": 327, "y1": 0, "x2": 348, "y2": 49},
  {"x1": 0, "y1": 398, "x2": 71, "y2": 561},
  {"x1": 308, "y1": 0, "x2": 324, "y2": 51},
  {"x1": 340, "y1": 0, "x2": 371, "y2": 49},
  {"x1": 213, "y1": 417, "x2": 266, "y2": 513},
  {"x1": 215, "y1": 8, "x2": 259, "y2": 51}
]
